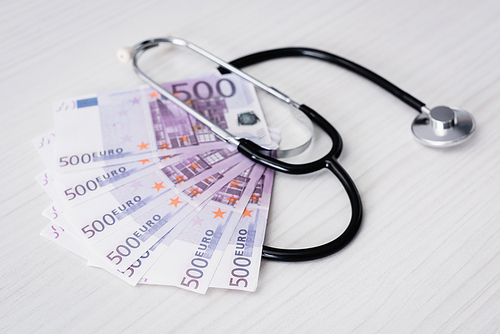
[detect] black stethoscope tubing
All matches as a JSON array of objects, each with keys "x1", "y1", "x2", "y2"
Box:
[
  {"x1": 220, "y1": 47, "x2": 426, "y2": 112},
  {"x1": 128, "y1": 39, "x2": 430, "y2": 262},
  {"x1": 217, "y1": 47, "x2": 425, "y2": 262}
]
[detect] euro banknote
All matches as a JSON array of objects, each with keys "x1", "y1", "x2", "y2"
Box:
[
  {"x1": 54, "y1": 74, "x2": 271, "y2": 171},
  {"x1": 142, "y1": 74, "x2": 272, "y2": 156}
]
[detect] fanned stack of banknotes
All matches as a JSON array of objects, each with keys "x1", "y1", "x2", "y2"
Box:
[{"x1": 33, "y1": 73, "x2": 279, "y2": 294}]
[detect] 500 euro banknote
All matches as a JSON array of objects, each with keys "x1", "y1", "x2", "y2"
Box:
[{"x1": 54, "y1": 74, "x2": 272, "y2": 171}]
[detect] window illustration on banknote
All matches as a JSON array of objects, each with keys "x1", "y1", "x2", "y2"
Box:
[
  {"x1": 160, "y1": 148, "x2": 238, "y2": 185},
  {"x1": 191, "y1": 98, "x2": 228, "y2": 129},
  {"x1": 150, "y1": 96, "x2": 229, "y2": 150},
  {"x1": 181, "y1": 171, "x2": 225, "y2": 199},
  {"x1": 181, "y1": 164, "x2": 238, "y2": 200},
  {"x1": 209, "y1": 165, "x2": 254, "y2": 207}
]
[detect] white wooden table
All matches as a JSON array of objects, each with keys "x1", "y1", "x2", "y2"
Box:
[{"x1": 1, "y1": 0, "x2": 499, "y2": 332}]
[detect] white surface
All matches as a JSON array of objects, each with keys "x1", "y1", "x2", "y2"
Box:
[{"x1": 1, "y1": 0, "x2": 500, "y2": 333}]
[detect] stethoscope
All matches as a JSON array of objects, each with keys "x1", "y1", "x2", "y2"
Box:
[{"x1": 117, "y1": 37, "x2": 475, "y2": 262}]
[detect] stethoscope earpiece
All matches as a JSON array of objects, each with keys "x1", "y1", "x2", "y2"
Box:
[
  {"x1": 117, "y1": 47, "x2": 134, "y2": 63},
  {"x1": 411, "y1": 106, "x2": 475, "y2": 147}
]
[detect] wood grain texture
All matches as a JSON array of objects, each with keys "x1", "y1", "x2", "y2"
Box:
[{"x1": 1, "y1": 0, "x2": 499, "y2": 333}]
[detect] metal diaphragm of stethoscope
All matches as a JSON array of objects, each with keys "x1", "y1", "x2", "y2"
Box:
[{"x1": 117, "y1": 36, "x2": 476, "y2": 262}]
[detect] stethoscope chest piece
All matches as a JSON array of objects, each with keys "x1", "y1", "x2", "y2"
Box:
[
  {"x1": 411, "y1": 106, "x2": 476, "y2": 147},
  {"x1": 120, "y1": 36, "x2": 478, "y2": 261}
]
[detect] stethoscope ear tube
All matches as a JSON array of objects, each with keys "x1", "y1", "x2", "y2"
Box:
[
  {"x1": 219, "y1": 47, "x2": 426, "y2": 112},
  {"x1": 123, "y1": 37, "x2": 474, "y2": 262}
]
